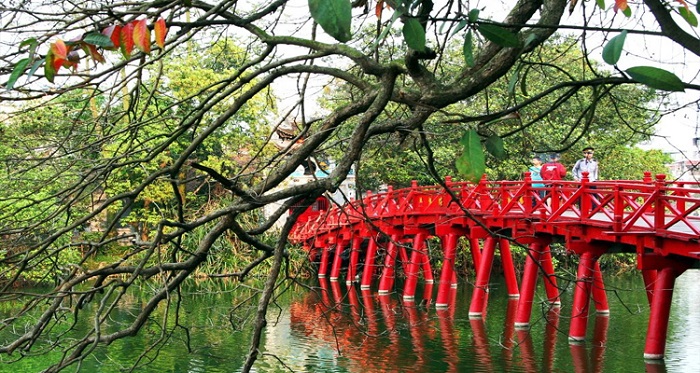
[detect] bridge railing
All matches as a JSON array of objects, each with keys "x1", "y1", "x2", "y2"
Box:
[{"x1": 289, "y1": 173, "x2": 700, "y2": 244}]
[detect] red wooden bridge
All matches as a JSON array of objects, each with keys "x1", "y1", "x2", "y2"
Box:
[{"x1": 289, "y1": 172, "x2": 700, "y2": 360}]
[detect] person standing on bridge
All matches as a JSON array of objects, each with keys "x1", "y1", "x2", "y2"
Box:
[
  {"x1": 542, "y1": 153, "x2": 567, "y2": 181},
  {"x1": 542, "y1": 153, "x2": 567, "y2": 206},
  {"x1": 573, "y1": 147, "x2": 599, "y2": 210},
  {"x1": 529, "y1": 156, "x2": 545, "y2": 204},
  {"x1": 572, "y1": 147, "x2": 598, "y2": 182}
]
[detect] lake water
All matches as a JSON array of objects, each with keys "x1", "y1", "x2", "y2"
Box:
[{"x1": 1, "y1": 270, "x2": 699, "y2": 372}]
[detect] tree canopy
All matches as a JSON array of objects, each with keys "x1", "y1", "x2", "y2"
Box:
[{"x1": 1, "y1": 0, "x2": 699, "y2": 371}]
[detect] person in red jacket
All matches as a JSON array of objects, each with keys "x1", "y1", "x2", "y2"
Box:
[
  {"x1": 541, "y1": 153, "x2": 566, "y2": 206},
  {"x1": 541, "y1": 153, "x2": 567, "y2": 181}
]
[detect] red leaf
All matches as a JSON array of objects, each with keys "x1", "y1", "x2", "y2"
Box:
[
  {"x1": 375, "y1": 1, "x2": 384, "y2": 18},
  {"x1": 102, "y1": 25, "x2": 122, "y2": 49},
  {"x1": 53, "y1": 57, "x2": 65, "y2": 71},
  {"x1": 50, "y1": 39, "x2": 68, "y2": 60},
  {"x1": 86, "y1": 44, "x2": 106, "y2": 63},
  {"x1": 133, "y1": 18, "x2": 151, "y2": 54},
  {"x1": 614, "y1": 0, "x2": 628, "y2": 11},
  {"x1": 154, "y1": 18, "x2": 167, "y2": 49},
  {"x1": 120, "y1": 22, "x2": 135, "y2": 57}
]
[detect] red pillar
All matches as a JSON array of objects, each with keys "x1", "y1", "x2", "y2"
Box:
[
  {"x1": 499, "y1": 238, "x2": 520, "y2": 298},
  {"x1": 569, "y1": 251, "x2": 597, "y2": 343},
  {"x1": 642, "y1": 269, "x2": 658, "y2": 307},
  {"x1": 540, "y1": 246, "x2": 561, "y2": 305},
  {"x1": 317, "y1": 246, "x2": 330, "y2": 278},
  {"x1": 470, "y1": 237, "x2": 482, "y2": 271},
  {"x1": 436, "y1": 233, "x2": 458, "y2": 308},
  {"x1": 346, "y1": 237, "x2": 362, "y2": 285},
  {"x1": 378, "y1": 234, "x2": 400, "y2": 294},
  {"x1": 360, "y1": 236, "x2": 379, "y2": 290},
  {"x1": 644, "y1": 266, "x2": 681, "y2": 360},
  {"x1": 514, "y1": 242, "x2": 544, "y2": 328},
  {"x1": 329, "y1": 241, "x2": 344, "y2": 281},
  {"x1": 403, "y1": 233, "x2": 426, "y2": 300},
  {"x1": 592, "y1": 262, "x2": 609, "y2": 314},
  {"x1": 421, "y1": 250, "x2": 434, "y2": 284},
  {"x1": 469, "y1": 236, "x2": 496, "y2": 318}
]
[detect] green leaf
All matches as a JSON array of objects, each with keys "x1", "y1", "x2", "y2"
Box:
[
  {"x1": 6, "y1": 58, "x2": 30, "y2": 90},
  {"x1": 374, "y1": 10, "x2": 402, "y2": 49},
  {"x1": 83, "y1": 32, "x2": 115, "y2": 47},
  {"x1": 309, "y1": 0, "x2": 352, "y2": 43},
  {"x1": 622, "y1": 6, "x2": 632, "y2": 17},
  {"x1": 468, "y1": 8, "x2": 480, "y2": 22},
  {"x1": 523, "y1": 33, "x2": 538, "y2": 49},
  {"x1": 507, "y1": 65, "x2": 520, "y2": 96},
  {"x1": 679, "y1": 6, "x2": 698, "y2": 27},
  {"x1": 485, "y1": 134, "x2": 506, "y2": 160},
  {"x1": 520, "y1": 66, "x2": 529, "y2": 96},
  {"x1": 44, "y1": 52, "x2": 56, "y2": 83},
  {"x1": 596, "y1": 0, "x2": 605, "y2": 9},
  {"x1": 456, "y1": 130, "x2": 486, "y2": 183},
  {"x1": 477, "y1": 23, "x2": 519, "y2": 48},
  {"x1": 625, "y1": 66, "x2": 685, "y2": 92},
  {"x1": 450, "y1": 19, "x2": 468, "y2": 37},
  {"x1": 26, "y1": 59, "x2": 42, "y2": 82},
  {"x1": 602, "y1": 30, "x2": 626, "y2": 65},
  {"x1": 463, "y1": 30, "x2": 474, "y2": 67},
  {"x1": 402, "y1": 18, "x2": 426, "y2": 51}
]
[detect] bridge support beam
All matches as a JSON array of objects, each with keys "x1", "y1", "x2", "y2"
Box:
[
  {"x1": 514, "y1": 242, "x2": 546, "y2": 328},
  {"x1": 378, "y1": 234, "x2": 401, "y2": 294},
  {"x1": 346, "y1": 237, "x2": 362, "y2": 285},
  {"x1": 470, "y1": 238, "x2": 482, "y2": 270},
  {"x1": 317, "y1": 245, "x2": 330, "y2": 278},
  {"x1": 641, "y1": 269, "x2": 658, "y2": 307},
  {"x1": 360, "y1": 236, "x2": 380, "y2": 290},
  {"x1": 644, "y1": 265, "x2": 686, "y2": 360},
  {"x1": 541, "y1": 247, "x2": 561, "y2": 305},
  {"x1": 569, "y1": 250, "x2": 602, "y2": 343},
  {"x1": 403, "y1": 232, "x2": 428, "y2": 300},
  {"x1": 592, "y1": 262, "x2": 609, "y2": 314},
  {"x1": 436, "y1": 233, "x2": 459, "y2": 308},
  {"x1": 499, "y1": 238, "x2": 520, "y2": 298},
  {"x1": 469, "y1": 236, "x2": 497, "y2": 318},
  {"x1": 329, "y1": 241, "x2": 345, "y2": 282}
]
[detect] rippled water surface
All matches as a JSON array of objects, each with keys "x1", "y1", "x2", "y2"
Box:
[{"x1": 1, "y1": 271, "x2": 699, "y2": 372}]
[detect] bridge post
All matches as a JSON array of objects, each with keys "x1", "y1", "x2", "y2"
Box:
[
  {"x1": 329, "y1": 240, "x2": 345, "y2": 281},
  {"x1": 403, "y1": 232, "x2": 427, "y2": 300},
  {"x1": 514, "y1": 241, "x2": 547, "y2": 328},
  {"x1": 540, "y1": 246, "x2": 560, "y2": 305},
  {"x1": 569, "y1": 250, "x2": 602, "y2": 343},
  {"x1": 469, "y1": 236, "x2": 497, "y2": 318},
  {"x1": 470, "y1": 237, "x2": 482, "y2": 270},
  {"x1": 644, "y1": 265, "x2": 686, "y2": 360},
  {"x1": 641, "y1": 269, "x2": 658, "y2": 307},
  {"x1": 378, "y1": 234, "x2": 401, "y2": 294},
  {"x1": 436, "y1": 233, "x2": 459, "y2": 308},
  {"x1": 499, "y1": 238, "x2": 520, "y2": 298},
  {"x1": 345, "y1": 236, "x2": 362, "y2": 285},
  {"x1": 317, "y1": 242, "x2": 331, "y2": 278},
  {"x1": 592, "y1": 262, "x2": 609, "y2": 313},
  {"x1": 360, "y1": 235, "x2": 380, "y2": 290}
]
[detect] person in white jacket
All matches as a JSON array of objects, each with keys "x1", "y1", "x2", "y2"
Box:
[{"x1": 572, "y1": 147, "x2": 598, "y2": 182}]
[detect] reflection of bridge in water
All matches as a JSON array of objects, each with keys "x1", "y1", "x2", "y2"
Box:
[
  {"x1": 288, "y1": 279, "x2": 633, "y2": 372},
  {"x1": 290, "y1": 172, "x2": 700, "y2": 360}
]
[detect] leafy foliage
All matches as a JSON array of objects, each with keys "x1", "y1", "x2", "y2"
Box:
[{"x1": 0, "y1": 1, "x2": 699, "y2": 372}]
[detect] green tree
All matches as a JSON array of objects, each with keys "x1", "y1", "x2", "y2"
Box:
[{"x1": 0, "y1": 1, "x2": 698, "y2": 371}]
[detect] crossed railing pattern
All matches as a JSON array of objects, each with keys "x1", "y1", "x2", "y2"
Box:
[{"x1": 291, "y1": 173, "x2": 700, "y2": 253}]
